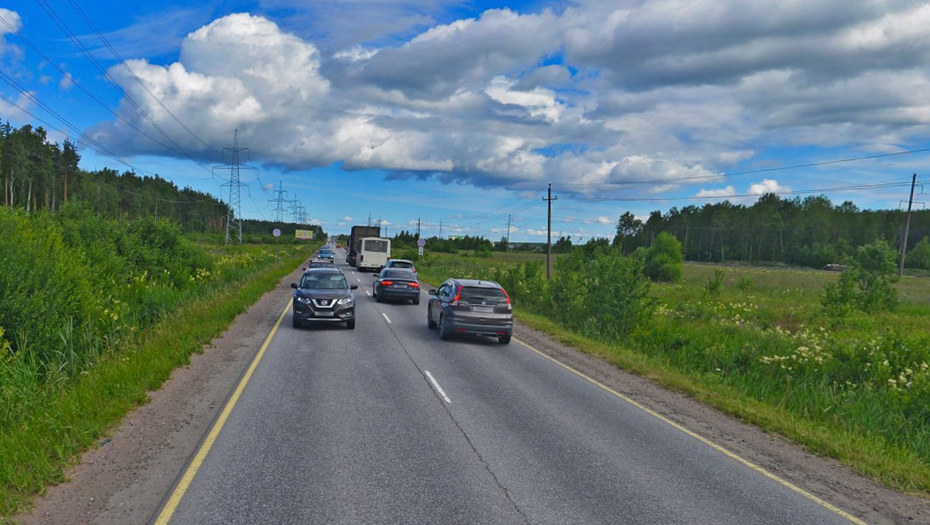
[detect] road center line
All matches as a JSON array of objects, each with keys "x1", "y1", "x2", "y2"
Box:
[
  {"x1": 381, "y1": 312, "x2": 391, "y2": 323},
  {"x1": 425, "y1": 370, "x2": 451, "y2": 403},
  {"x1": 365, "y1": 290, "x2": 371, "y2": 296}
]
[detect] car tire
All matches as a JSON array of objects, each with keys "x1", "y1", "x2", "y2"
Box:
[
  {"x1": 375, "y1": 291, "x2": 382, "y2": 303},
  {"x1": 498, "y1": 334, "x2": 512, "y2": 345},
  {"x1": 292, "y1": 315, "x2": 301, "y2": 329},
  {"x1": 427, "y1": 307, "x2": 437, "y2": 329},
  {"x1": 438, "y1": 315, "x2": 451, "y2": 340},
  {"x1": 346, "y1": 318, "x2": 356, "y2": 329},
  {"x1": 413, "y1": 296, "x2": 420, "y2": 305}
]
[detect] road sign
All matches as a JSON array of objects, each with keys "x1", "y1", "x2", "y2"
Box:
[
  {"x1": 418, "y1": 246, "x2": 424, "y2": 256},
  {"x1": 417, "y1": 238, "x2": 426, "y2": 247},
  {"x1": 272, "y1": 228, "x2": 281, "y2": 237}
]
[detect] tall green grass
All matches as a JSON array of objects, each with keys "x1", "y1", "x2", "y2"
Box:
[
  {"x1": 0, "y1": 205, "x2": 316, "y2": 517},
  {"x1": 417, "y1": 251, "x2": 930, "y2": 494}
]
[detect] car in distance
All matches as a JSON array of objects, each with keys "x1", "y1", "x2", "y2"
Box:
[
  {"x1": 346, "y1": 250, "x2": 358, "y2": 267},
  {"x1": 291, "y1": 268, "x2": 358, "y2": 329},
  {"x1": 427, "y1": 279, "x2": 513, "y2": 344},
  {"x1": 305, "y1": 258, "x2": 335, "y2": 269},
  {"x1": 383, "y1": 258, "x2": 417, "y2": 277},
  {"x1": 373, "y1": 269, "x2": 421, "y2": 304},
  {"x1": 316, "y1": 248, "x2": 335, "y2": 260}
]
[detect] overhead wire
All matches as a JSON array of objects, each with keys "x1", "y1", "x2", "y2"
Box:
[{"x1": 64, "y1": 0, "x2": 225, "y2": 158}]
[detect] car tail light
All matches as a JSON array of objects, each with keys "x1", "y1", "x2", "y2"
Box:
[
  {"x1": 409, "y1": 282, "x2": 420, "y2": 288},
  {"x1": 451, "y1": 285, "x2": 462, "y2": 305},
  {"x1": 381, "y1": 280, "x2": 394, "y2": 286},
  {"x1": 501, "y1": 287, "x2": 512, "y2": 310}
]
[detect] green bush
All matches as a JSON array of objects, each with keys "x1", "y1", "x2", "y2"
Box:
[
  {"x1": 703, "y1": 269, "x2": 725, "y2": 297},
  {"x1": 550, "y1": 246, "x2": 654, "y2": 340},
  {"x1": 644, "y1": 232, "x2": 683, "y2": 282},
  {"x1": 908, "y1": 237, "x2": 930, "y2": 270},
  {"x1": 822, "y1": 240, "x2": 899, "y2": 316}
]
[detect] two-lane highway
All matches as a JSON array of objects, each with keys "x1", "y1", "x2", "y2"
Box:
[{"x1": 156, "y1": 251, "x2": 864, "y2": 524}]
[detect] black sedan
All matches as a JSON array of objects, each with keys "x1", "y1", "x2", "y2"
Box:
[{"x1": 373, "y1": 269, "x2": 421, "y2": 304}]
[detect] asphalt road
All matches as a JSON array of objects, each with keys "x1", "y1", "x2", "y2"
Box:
[{"x1": 158, "y1": 250, "x2": 860, "y2": 525}]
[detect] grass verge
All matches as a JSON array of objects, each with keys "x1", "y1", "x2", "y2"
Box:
[
  {"x1": 0, "y1": 246, "x2": 311, "y2": 519},
  {"x1": 512, "y1": 308, "x2": 930, "y2": 497}
]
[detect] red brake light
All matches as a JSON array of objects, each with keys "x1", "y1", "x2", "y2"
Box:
[
  {"x1": 501, "y1": 287, "x2": 510, "y2": 304},
  {"x1": 409, "y1": 282, "x2": 420, "y2": 288},
  {"x1": 453, "y1": 285, "x2": 461, "y2": 303},
  {"x1": 381, "y1": 280, "x2": 394, "y2": 286}
]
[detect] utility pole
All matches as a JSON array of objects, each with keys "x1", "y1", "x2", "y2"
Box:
[
  {"x1": 543, "y1": 183, "x2": 558, "y2": 280},
  {"x1": 368, "y1": 214, "x2": 372, "y2": 227},
  {"x1": 416, "y1": 217, "x2": 421, "y2": 240},
  {"x1": 439, "y1": 219, "x2": 443, "y2": 238},
  {"x1": 215, "y1": 129, "x2": 255, "y2": 244},
  {"x1": 506, "y1": 214, "x2": 512, "y2": 251},
  {"x1": 269, "y1": 181, "x2": 287, "y2": 222},
  {"x1": 899, "y1": 173, "x2": 918, "y2": 277}
]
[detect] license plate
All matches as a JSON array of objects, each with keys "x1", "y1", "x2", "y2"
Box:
[
  {"x1": 315, "y1": 311, "x2": 334, "y2": 317},
  {"x1": 472, "y1": 306, "x2": 493, "y2": 313}
]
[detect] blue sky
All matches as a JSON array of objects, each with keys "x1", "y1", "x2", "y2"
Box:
[{"x1": 2, "y1": 0, "x2": 929, "y2": 240}]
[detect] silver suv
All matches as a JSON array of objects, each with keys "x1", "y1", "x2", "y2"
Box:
[{"x1": 427, "y1": 279, "x2": 513, "y2": 344}]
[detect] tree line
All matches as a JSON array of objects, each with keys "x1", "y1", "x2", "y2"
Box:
[
  {"x1": 1, "y1": 122, "x2": 228, "y2": 232},
  {"x1": 611, "y1": 193, "x2": 930, "y2": 269}
]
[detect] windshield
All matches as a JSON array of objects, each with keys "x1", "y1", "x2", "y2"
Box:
[
  {"x1": 460, "y1": 286, "x2": 507, "y2": 304},
  {"x1": 300, "y1": 273, "x2": 348, "y2": 289}
]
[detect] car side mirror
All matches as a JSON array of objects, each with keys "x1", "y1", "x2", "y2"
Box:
[
  {"x1": 350, "y1": 284, "x2": 359, "y2": 290},
  {"x1": 302, "y1": 267, "x2": 306, "y2": 271},
  {"x1": 428, "y1": 289, "x2": 437, "y2": 295},
  {"x1": 291, "y1": 283, "x2": 298, "y2": 289}
]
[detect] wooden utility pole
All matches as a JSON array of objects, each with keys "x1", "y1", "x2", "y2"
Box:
[
  {"x1": 898, "y1": 173, "x2": 918, "y2": 277},
  {"x1": 543, "y1": 183, "x2": 558, "y2": 281}
]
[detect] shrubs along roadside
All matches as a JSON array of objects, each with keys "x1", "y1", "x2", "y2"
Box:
[{"x1": 0, "y1": 205, "x2": 316, "y2": 516}]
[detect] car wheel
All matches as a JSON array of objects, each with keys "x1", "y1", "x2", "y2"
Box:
[
  {"x1": 346, "y1": 318, "x2": 356, "y2": 329},
  {"x1": 427, "y1": 306, "x2": 437, "y2": 329},
  {"x1": 413, "y1": 296, "x2": 420, "y2": 305},
  {"x1": 438, "y1": 315, "x2": 451, "y2": 340},
  {"x1": 498, "y1": 334, "x2": 512, "y2": 345},
  {"x1": 292, "y1": 315, "x2": 301, "y2": 329}
]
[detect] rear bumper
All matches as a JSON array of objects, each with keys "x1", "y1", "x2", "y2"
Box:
[
  {"x1": 379, "y1": 288, "x2": 421, "y2": 300},
  {"x1": 446, "y1": 318, "x2": 513, "y2": 337}
]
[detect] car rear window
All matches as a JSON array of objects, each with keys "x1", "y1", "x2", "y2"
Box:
[
  {"x1": 390, "y1": 261, "x2": 413, "y2": 269},
  {"x1": 383, "y1": 269, "x2": 415, "y2": 279},
  {"x1": 460, "y1": 286, "x2": 507, "y2": 304}
]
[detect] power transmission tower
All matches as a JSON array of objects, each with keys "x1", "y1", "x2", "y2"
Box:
[
  {"x1": 288, "y1": 194, "x2": 302, "y2": 224},
  {"x1": 269, "y1": 181, "x2": 287, "y2": 222},
  {"x1": 899, "y1": 173, "x2": 918, "y2": 276},
  {"x1": 543, "y1": 183, "x2": 558, "y2": 280},
  {"x1": 215, "y1": 129, "x2": 256, "y2": 244}
]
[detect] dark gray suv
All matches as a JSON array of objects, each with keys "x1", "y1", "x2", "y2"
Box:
[
  {"x1": 427, "y1": 279, "x2": 513, "y2": 344},
  {"x1": 291, "y1": 268, "x2": 358, "y2": 329}
]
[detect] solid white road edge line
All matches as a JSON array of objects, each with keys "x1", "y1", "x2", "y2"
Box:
[
  {"x1": 366, "y1": 290, "x2": 371, "y2": 296},
  {"x1": 382, "y1": 312, "x2": 391, "y2": 323},
  {"x1": 425, "y1": 370, "x2": 452, "y2": 403}
]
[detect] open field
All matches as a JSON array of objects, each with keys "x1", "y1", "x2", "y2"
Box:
[{"x1": 415, "y1": 250, "x2": 930, "y2": 496}]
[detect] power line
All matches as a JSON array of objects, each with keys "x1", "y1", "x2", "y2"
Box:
[
  {"x1": 552, "y1": 148, "x2": 930, "y2": 188},
  {"x1": 558, "y1": 181, "x2": 913, "y2": 202},
  {"x1": 65, "y1": 0, "x2": 224, "y2": 157}
]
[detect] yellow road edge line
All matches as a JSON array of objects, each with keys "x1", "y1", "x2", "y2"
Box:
[
  {"x1": 153, "y1": 299, "x2": 292, "y2": 525},
  {"x1": 513, "y1": 337, "x2": 869, "y2": 525}
]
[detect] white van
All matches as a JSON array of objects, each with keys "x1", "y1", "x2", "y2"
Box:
[{"x1": 357, "y1": 237, "x2": 391, "y2": 272}]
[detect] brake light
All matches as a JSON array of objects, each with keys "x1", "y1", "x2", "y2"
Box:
[
  {"x1": 381, "y1": 280, "x2": 394, "y2": 286},
  {"x1": 409, "y1": 282, "x2": 420, "y2": 288},
  {"x1": 452, "y1": 285, "x2": 461, "y2": 304},
  {"x1": 501, "y1": 287, "x2": 510, "y2": 304}
]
